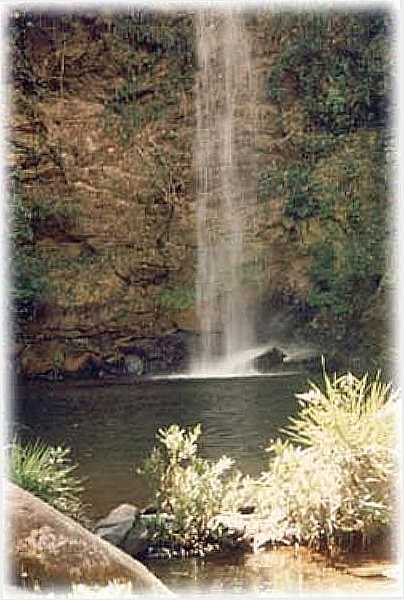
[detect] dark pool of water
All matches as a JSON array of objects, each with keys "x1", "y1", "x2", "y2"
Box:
[{"x1": 13, "y1": 372, "x2": 308, "y2": 518}]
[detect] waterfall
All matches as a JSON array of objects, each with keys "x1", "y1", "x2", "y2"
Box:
[{"x1": 192, "y1": 10, "x2": 258, "y2": 376}]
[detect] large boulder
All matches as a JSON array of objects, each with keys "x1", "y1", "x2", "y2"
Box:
[{"x1": 6, "y1": 482, "x2": 172, "y2": 594}]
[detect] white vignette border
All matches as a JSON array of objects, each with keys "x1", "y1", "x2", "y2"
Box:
[{"x1": 0, "y1": 1, "x2": 402, "y2": 598}]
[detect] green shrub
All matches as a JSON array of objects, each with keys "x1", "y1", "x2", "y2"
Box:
[
  {"x1": 12, "y1": 248, "x2": 48, "y2": 320},
  {"x1": 283, "y1": 166, "x2": 319, "y2": 219},
  {"x1": 138, "y1": 424, "x2": 242, "y2": 545},
  {"x1": 304, "y1": 132, "x2": 386, "y2": 333},
  {"x1": 29, "y1": 196, "x2": 79, "y2": 235},
  {"x1": 259, "y1": 164, "x2": 319, "y2": 219},
  {"x1": 158, "y1": 286, "x2": 195, "y2": 310},
  {"x1": 10, "y1": 176, "x2": 48, "y2": 320},
  {"x1": 107, "y1": 76, "x2": 167, "y2": 129},
  {"x1": 308, "y1": 213, "x2": 385, "y2": 328},
  {"x1": 111, "y1": 11, "x2": 194, "y2": 64},
  {"x1": 244, "y1": 368, "x2": 398, "y2": 551},
  {"x1": 10, "y1": 169, "x2": 79, "y2": 321},
  {"x1": 9, "y1": 438, "x2": 85, "y2": 521},
  {"x1": 267, "y1": 13, "x2": 389, "y2": 134},
  {"x1": 105, "y1": 11, "x2": 195, "y2": 135},
  {"x1": 258, "y1": 12, "x2": 389, "y2": 339}
]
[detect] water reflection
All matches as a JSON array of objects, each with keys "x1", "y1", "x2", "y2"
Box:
[{"x1": 148, "y1": 547, "x2": 398, "y2": 595}]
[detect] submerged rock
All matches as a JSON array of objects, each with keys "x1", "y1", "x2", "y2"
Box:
[{"x1": 209, "y1": 511, "x2": 280, "y2": 553}]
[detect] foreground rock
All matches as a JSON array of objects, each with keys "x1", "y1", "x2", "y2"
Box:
[{"x1": 6, "y1": 482, "x2": 172, "y2": 594}]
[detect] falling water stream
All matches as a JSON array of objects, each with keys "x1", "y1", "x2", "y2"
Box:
[{"x1": 192, "y1": 10, "x2": 259, "y2": 376}]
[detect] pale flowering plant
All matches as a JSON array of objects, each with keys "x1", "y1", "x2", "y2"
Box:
[
  {"x1": 138, "y1": 424, "x2": 243, "y2": 544},
  {"x1": 243, "y1": 367, "x2": 399, "y2": 551}
]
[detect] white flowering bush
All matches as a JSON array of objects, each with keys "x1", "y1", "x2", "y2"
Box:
[
  {"x1": 138, "y1": 424, "x2": 242, "y2": 545},
  {"x1": 243, "y1": 369, "x2": 398, "y2": 550},
  {"x1": 9, "y1": 437, "x2": 85, "y2": 520}
]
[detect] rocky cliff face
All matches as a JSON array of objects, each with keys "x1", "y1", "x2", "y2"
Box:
[
  {"x1": 10, "y1": 10, "x2": 393, "y2": 378},
  {"x1": 11, "y1": 12, "x2": 198, "y2": 376}
]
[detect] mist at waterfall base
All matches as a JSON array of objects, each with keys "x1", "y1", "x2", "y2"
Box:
[{"x1": 156, "y1": 308, "x2": 320, "y2": 380}]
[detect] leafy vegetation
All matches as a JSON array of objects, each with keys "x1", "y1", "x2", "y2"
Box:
[
  {"x1": 105, "y1": 11, "x2": 194, "y2": 134},
  {"x1": 258, "y1": 163, "x2": 319, "y2": 219},
  {"x1": 243, "y1": 368, "x2": 398, "y2": 551},
  {"x1": 267, "y1": 13, "x2": 388, "y2": 134},
  {"x1": 10, "y1": 172, "x2": 48, "y2": 321},
  {"x1": 111, "y1": 11, "x2": 194, "y2": 63},
  {"x1": 307, "y1": 133, "x2": 386, "y2": 333},
  {"x1": 158, "y1": 286, "x2": 195, "y2": 310},
  {"x1": 28, "y1": 196, "x2": 79, "y2": 237},
  {"x1": 138, "y1": 424, "x2": 242, "y2": 550},
  {"x1": 10, "y1": 168, "x2": 80, "y2": 321},
  {"x1": 9, "y1": 437, "x2": 85, "y2": 521},
  {"x1": 257, "y1": 12, "x2": 390, "y2": 340}
]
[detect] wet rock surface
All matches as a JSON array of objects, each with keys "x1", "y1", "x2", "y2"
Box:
[
  {"x1": 10, "y1": 13, "x2": 391, "y2": 380},
  {"x1": 253, "y1": 347, "x2": 286, "y2": 372},
  {"x1": 16, "y1": 329, "x2": 193, "y2": 380}
]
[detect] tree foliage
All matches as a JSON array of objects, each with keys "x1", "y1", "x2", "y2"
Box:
[
  {"x1": 258, "y1": 11, "x2": 391, "y2": 337},
  {"x1": 268, "y1": 13, "x2": 388, "y2": 133},
  {"x1": 105, "y1": 11, "x2": 195, "y2": 132}
]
